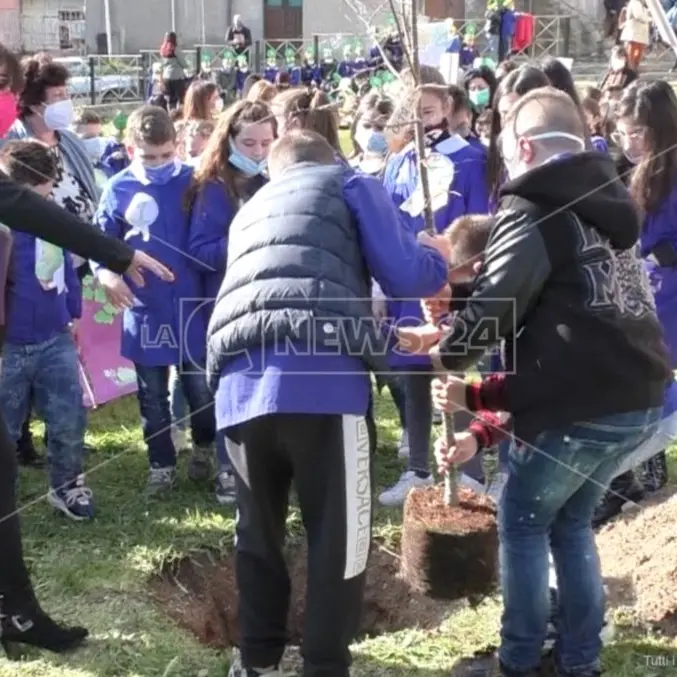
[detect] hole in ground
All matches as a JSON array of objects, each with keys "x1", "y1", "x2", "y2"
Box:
[{"x1": 150, "y1": 542, "x2": 453, "y2": 648}]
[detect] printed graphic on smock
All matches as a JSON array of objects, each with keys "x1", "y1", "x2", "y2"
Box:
[
  {"x1": 400, "y1": 152, "x2": 455, "y2": 217},
  {"x1": 124, "y1": 193, "x2": 158, "y2": 242},
  {"x1": 34, "y1": 240, "x2": 65, "y2": 293}
]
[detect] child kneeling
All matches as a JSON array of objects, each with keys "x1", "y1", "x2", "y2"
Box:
[{"x1": 0, "y1": 140, "x2": 93, "y2": 520}]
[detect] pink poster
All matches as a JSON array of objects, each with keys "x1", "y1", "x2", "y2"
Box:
[{"x1": 78, "y1": 275, "x2": 137, "y2": 408}]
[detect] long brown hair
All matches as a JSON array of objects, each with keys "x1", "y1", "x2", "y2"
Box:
[
  {"x1": 184, "y1": 99, "x2": 276, "y2": 208},
  {"x1": 183, "y1": 80, "x2": 218, "y2": 121},
  {"x1": 160, "y1": 31, "x2": 177, "y2": 58},
  {"x1": 619, "y1": 80, "x2": 677, "y2": 214},
  {"x1": 272, "y1": 87, "x2": 343, "y2": 157}
]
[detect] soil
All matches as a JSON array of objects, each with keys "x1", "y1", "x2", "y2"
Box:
[
  {"x1": 597, "y1": 487, "x2": 677, "y2": 633},
  {"x1": 149, "y1": 542, "x2": 456, "y2": 649},
  {"x1": 400, "y1": 485, "x2": 498, "y2": 601}
]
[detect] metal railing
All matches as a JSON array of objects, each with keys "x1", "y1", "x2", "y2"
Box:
[{"x1": 68, "y1": 16, "x2": 572, "y2": 105}]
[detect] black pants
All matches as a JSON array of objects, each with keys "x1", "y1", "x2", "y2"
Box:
[
  {"x1": 0, "y1": 412, "x2": 35, "y2": 608},
  {"x1": 225, "y1": 413, "x2": 370, "y2": 677},
  {"x1": 163, "y1": 78, "x2": 187, "y2": 109}
]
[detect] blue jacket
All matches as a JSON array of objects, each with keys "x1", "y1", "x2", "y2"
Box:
[
  {"x1": 99, "y1": 140, "x2": 131, "y2": 178},
  {"x1": 383, "y1": 134, "x2": 489, "y2": 366},
  {"x1": 91, "y1": 162, "x2": 208, "y2": 367},
  {"x1": 187, "y1": 180, "x2": 236, "y2": 301},
  {"x1": 2, "y1": 119, "x2": 99, "y2": 204},
  {"x1": 642, "y1": 183, "x2": 677, "y2": 367},
  {"x1": 5, "y1": 231, "x2": 81, "y2": 345},
  {"x1": 214, "y1": 168, "x2": 448, "y2": 430}
]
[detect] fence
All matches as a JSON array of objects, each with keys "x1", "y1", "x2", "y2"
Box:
[{"x1": 70, "y1": 16, "x2": 571, "y2": 105}]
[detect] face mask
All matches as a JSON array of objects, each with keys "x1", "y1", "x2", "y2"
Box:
[
  {"x1": 213, "y1": 97, "x2": 224, "y2": 114},
  {"x1": 0, "y1": 91, "x2": 17, "y2": 137},
  {"x1": 81, "y1": 136, "x2": 107, "y2": 164},
  {"x1": 355, "y1": 126, "x2": 386, "y2": 154},
  {"x1": 469, "y1": 88, "x2": 490, "y2": 109},
  {"x1": 228, "y1": 139, "x2": 267, "y2": 176},
  {"x1": 135, "y1": 157, "x2": 180, "y2": 185},
  {"x1": 502, "y1": 131, "x2": 585, "y2": 178},
  {"x1": 43, "y1": 99, "x2": 74, "y2": 131}
]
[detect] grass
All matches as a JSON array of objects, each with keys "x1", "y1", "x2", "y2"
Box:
[{"x1": 2, "y1": 392, "x2": 676, "y2": 677}]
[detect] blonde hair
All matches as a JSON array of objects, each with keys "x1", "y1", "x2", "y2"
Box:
[{"x1": 246, "y1": 79, "x2": 277, "y2": 103}]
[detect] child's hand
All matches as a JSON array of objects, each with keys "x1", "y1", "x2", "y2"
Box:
[
  {"x1": 434, "y1": 431, "x2": 478, "y2": 474},
  {"x1": 98, "y1": 270, "x2": 135, "y2": 310},
  {"x1": 431, "y1": 375, "x2": 467, "y2": 413},
  {"x1": 396, "y1": 323, "x2": 446, "y2": 355},
  {"x1": 421, "y1": 283, "x2": 451, "y2": 325},
  {"x1": 125, "y1": 251, "x2": 174, "y2": 286}
]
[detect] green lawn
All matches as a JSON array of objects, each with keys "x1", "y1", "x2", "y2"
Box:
[{"x1": 3, "y1": 393, "x2": 676, "y2": 677}]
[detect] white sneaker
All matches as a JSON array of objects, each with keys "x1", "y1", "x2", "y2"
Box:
[
  {"x1": 458, "y1": 472, "x2": 486, "y2": 496},
  {"x1": 397, "y1": 431, "x2": 410, "y2": 459},
  {"x1": 379, "y1": 470, "x2": 433, "y2": 507},
  {"x1": 228, "y1": 657, "x2": 282, "y2": 676},
  {"x1": 170, "y1": 425, "x2": 190, "y2": 452}
]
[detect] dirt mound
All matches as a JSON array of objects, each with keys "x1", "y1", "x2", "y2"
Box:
[
  {"x1": 597, "y1": 488, "x2": 677, "y2": 631},
  {"x1": 150, "y1": 542, "x2": 457, "y2": 648}
]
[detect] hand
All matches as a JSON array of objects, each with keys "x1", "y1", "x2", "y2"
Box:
[
  {"x1": 417, "y1": 231, "x2": 453, "y2": 262},
  {"x1": 124, "y1": 251, "x2": 174, "y2": 288},
  {"x1": 434, "y1": 431, "x2": 479, "y2": 474},
  {"x1": 431, "y1": 375, "x2": 467, "y2": 413},
  {"x1": 98, "y1": 270, "x2": 135, "y2": 310},
  {"x1": 395, "y1": 323, "x2": 446, "y2": 355},
  {"x1": 421, "y1": 283, "x2": 451, "y2": 325}
]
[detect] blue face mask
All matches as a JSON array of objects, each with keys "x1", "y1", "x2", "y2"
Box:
[
  {"x1": 365, "y1": 131, "x2": 388, "y2": 155},
  {"x1": 139, "y1": 158, "x2": 179, "y2": 185},
  {"x1": 228, "y1": 139, "x2": 267, "y2": 176}
]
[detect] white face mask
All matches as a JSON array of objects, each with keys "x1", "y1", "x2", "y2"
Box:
[
  {"x1": 43, "y1": 99, "x2": 74, "y2": 131},
  {"x1": 502, "y1": 131, "x2": 585, "y2": 179},
  {"x1": 213, "y1": 97, "x2": 224, "y2": 114}
]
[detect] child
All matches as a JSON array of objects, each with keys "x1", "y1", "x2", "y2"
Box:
[
  {"x1": 91, "y1": 105, "x2": 216, "y2": 495},
  {"x1": 206, "y1": 128, "x2": 448, "y2": 677},
  {"x1": 263, "y1": 49, "x2": 278, "y2": 83},
  {"x1": 184, "y1": 119, "x2": 214, "y2": 165},
  {"x1": 379, "y1": 83, "x2": 488, "y2": 507},
  {"x1": 447, "y1": 84, "x2": 486, "y2": 155},
  {"x1": 284, "y1": 49, "x2": 302, "y2": 86},
  {"x1": 0, "y1": 140, "x2": 93, "y2": 521},
  {"x1": 475, "y1": 108, "x2": 492, "y2": 146},
  {"x1": 301, "y1": 48, "x2": 321, "y2": 86},
  {"x1": 581, "y1": 96, "x2": 610, "y2": 153},
  {"x1": 235, "y1": 54, "x2": 250, "y2": 96}
]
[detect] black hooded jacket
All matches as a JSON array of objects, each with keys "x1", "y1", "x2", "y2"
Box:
[{"x1": 438, "y1": 152, "x2": 670, "y2": 442}]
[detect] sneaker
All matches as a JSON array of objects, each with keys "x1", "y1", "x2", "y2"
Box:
[
  {"x1": 187, "y1": 444, "x2": 214, "y2": 481},
  {"x1": 48, "y1": 475, "x2": 94, "y2": 521},
  {"x1": 397, "y1": 431, "x2": 410, "y2": 459},
  {"x1": 215, "y1": 470, "x2": 236, "y2": 505},
  {"x1": 378, "y1": 470, "x2": 433, "y2": 507},
  {"x1": 146, "y1": 464, "x2": 175, "y2": 496},
  {"x1": 170, "y1": 425, "x2": 190, "y2": 452},
  {"x1": 227, "y1": 657, "x2": 281, "y2": 677}
]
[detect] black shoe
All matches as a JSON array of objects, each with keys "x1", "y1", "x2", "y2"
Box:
[
  {"x1": 592, "y1": 471, "x2": 644, "y2": 529},
  {"x1": 0, "y1": 598, "x2": 88, "y2": 658}
]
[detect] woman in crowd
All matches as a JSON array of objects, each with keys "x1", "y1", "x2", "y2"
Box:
[
  {"x1": 600, "y1": 45, "x2": 638, "y2": 94},
  {"x1": 486, "y1": 65, "x2": 550, "y2": 199},
  {"x1": 620, "y1": 0, "x2": 651, "y2": 70},
  {"x1": 160, "y1": 31, "x2": 190, "y2": 109},
  {"x1": 3, "y1": 53, "x2": 99, "y2": 467},
  {"x1": 183, "y1": 79, "x2": 223, "y2": 122},
  {"x1": 186, "y1": 100, "x2": 276, "y2": 504},
  {"x1": 463, "y1": 65, "x2": 497, "y2": 128}
]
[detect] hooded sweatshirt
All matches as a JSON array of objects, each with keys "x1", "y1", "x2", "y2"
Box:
[{"x1": 437, "y1": 151, "x2": 670, "y2": 442}]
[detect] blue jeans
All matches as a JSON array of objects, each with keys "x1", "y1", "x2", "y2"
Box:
[
  {"x1": 0, "y1": 331, "x2": 86, "y2": 488},
  {"x1": 134, "y1": 363, "x2": 216, "y2": 468},
  {"x1": 499, "y1": 408, "x2": 660, "y2": 674}
]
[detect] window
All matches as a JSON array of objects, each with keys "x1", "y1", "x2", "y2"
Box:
[
  {"x1": 264, "y1": 0, "x2": 283, "y2": 5},
  {"x1": 58, "y1": 9, "x2": 86, "y2": 50},
  {"x1": 287, "y1": 0, "x2": 302, "y2": 6}
]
